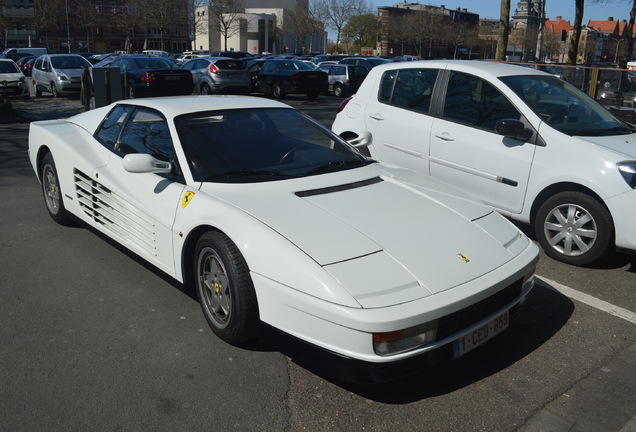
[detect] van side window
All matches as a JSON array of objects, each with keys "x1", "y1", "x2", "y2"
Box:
[
  {"x1": 378, "y1": 69, "x2": 438, "y2": 114},
  {"x1": 443, "y1": 71, "x2": 521, "y2": 132}
]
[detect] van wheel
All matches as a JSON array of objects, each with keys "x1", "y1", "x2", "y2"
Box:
[{"x1": 535, "y1": 191, "x2": 613, "y2": 266}]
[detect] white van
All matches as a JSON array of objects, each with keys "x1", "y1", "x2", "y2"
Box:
[{"x1": 142, "y1": 50, "x2": 169, "y2": 57}]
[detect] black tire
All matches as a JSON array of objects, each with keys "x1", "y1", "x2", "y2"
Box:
[
  {"x1": 50, "y1": 82, "x2": 59, "y2": 98},
  {"x1": 194, "y1": 231, "x2": 259, "y2": 344},
  {"x1": 333, "y1": 84, "x2": 344, "y2": 98},
  {"x1": 272, "y1": 82, "x2": 284, "y2": 99},
  {"x1": 535, "y1": 191, "x2": 613, "y2": 266},
  {"x1": 40, "y1": 153, "x2": 73, "y2": 225},
  {"x1": 34, "y1": 82, "x2": 42, "y2": 97},
  {"x1": 200, "y1": 83, "x2": 211, "y2": 95}
]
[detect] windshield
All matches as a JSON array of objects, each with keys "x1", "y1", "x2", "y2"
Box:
[
  {"x1": 50, "y1": 56, "x2": 91, "y2": 69},
  {"x1": 500, "y1": 75, "x2": 633, "y2": 136},
  {"x1": 175, "y1": 108, "x2": 371, "y2": 183},
  {"x1": 0, "y1": 61, "x2": 20, "y2": 73},
  {"x1": 130, "y1": 58, "x2": 175, "y2": 69},
  {"x1": 277, "y1": 60, "x2": 315, "y2": 71}
]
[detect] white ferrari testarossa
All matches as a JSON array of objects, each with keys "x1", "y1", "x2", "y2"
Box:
[{"x1": 28, "y1": 96, "x2": 539, "y2": 382}]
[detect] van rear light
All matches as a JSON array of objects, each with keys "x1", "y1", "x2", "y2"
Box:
[
  {"x1": 141, "y1": 72, "x2": 156, "y2": 82},
  {"x1": 337, "y1": 96, "x2": 353, "y2": 114}
]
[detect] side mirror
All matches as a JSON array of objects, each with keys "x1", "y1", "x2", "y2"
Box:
[
  {"x1": 123, "y1": 153, "x2": 172, "y2": 174},
  {"x1": 495, "y1": 119, "x2": 533, "y2": 142},
  {"x1": 344, "y1": 130, "x2": 372, "y2": 148}
]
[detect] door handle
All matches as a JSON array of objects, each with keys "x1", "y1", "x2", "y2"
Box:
[
  {"x1": 369, "y1": 113, "x2": 384, "y2": 121},
  {"x1": 434, "y1": 132, "x2": 455, "y2": 141}
]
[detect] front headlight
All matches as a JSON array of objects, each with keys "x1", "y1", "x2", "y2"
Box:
[
  {"x1": 57, "y1": 73, "x2": 70, "y2": 81},
  {"x1": 373, "y1": 320, "x2": 438, "y2": 356},
  {"x1": 617, "y1": 161, "x2": 636, "y2": 188}
]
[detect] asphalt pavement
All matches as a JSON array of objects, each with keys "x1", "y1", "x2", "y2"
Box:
[{"x1": 1, "y1": 93, "x2": 635, "y2": 432}]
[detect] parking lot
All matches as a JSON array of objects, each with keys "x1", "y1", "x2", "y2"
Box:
[{"x1": 1, "y1": 91, "x2": 635, "y2": 432}]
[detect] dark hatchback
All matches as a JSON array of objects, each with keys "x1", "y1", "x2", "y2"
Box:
[
  {"x1": 248, "y1": 59, "x2": 327, "y2": 100},
  {"x1": 107, "y1": 55, "x2": 194, "y2": 99}
]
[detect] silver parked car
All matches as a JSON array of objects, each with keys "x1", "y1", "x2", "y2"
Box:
[
  {"x1": 32, "y1": 54, "x2": 91, "y2": 97},
  {"x1": 181, "y1": 56, "x2": 250, "y2": 95}
]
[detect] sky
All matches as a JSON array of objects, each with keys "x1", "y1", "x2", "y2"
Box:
[{"x1": 368, "y1": 0, "x2": 634, "y2": 23}]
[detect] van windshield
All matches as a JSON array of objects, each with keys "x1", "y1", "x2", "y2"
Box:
[
  {"x1": 500, "y1": 75, "x2": 634, "y2": 136},
  {"x1": 51, "y1": 56, "x2": 90, "y2": 69}
]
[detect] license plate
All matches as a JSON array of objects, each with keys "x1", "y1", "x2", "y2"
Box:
[
  {"x1": 452, "y1": 310, "x2": 509, "y2": 359},
  {"x1": 164, "y1": 76, "x2": 180, "y2": 81},
  {"x1": 0, "y1": 87, "x2": 13, "y2": 93}
]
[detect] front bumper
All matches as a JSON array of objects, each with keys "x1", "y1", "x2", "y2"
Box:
[{"x1": 254, "y1": 240, "x2": 538, "y2": 375}]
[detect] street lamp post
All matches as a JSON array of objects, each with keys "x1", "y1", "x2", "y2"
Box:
[
  {"x1": 65, "y1": 0, "x2": 71, "y2": 53},
  {"x1": 612, "y1": 38, "x2": 624, "y2": 63}
]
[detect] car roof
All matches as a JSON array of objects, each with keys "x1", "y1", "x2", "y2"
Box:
[
  {"x1": 370, "y1": 59, "x2": 549, "y2": 79},
  {"x1": 116, "y1": 95, "x2": 291, "y2": 118}
]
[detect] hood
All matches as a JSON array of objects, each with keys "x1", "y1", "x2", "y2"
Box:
[
  {"x1": 54, "y1": 68, "x2": 86, "y2": 78},
  {"x1": 580, "y1": 133, "x2": 636, "y2": 158},
  {"x1": 201, "y1": 166, "x2": 525, "y2": 301},
  {"x1": 0, "y1": 72, "x2": 23, "y2": 82}
]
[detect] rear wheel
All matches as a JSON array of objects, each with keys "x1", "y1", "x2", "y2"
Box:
[
  {"x1": 194, "y1": 231, "x2": 259, "y2": 344},
  {"x1": 272, "y1": 82, "x2": 284, "y2": 99},
  {"x1": 200, "y1": 83, "x2": 211, "y2": 95},
  {"x1": 535, "y1": 191, "x2": 613, "y2": 266},
  {"x1": 333, "y1": 84, "x2": 344, "y2": 98},
  {"x1": 40, "y1": 153, "x2": 72, "y2": 225}
]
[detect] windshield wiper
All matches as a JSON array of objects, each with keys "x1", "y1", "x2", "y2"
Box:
[
  {"x1": 306, "y1": 159, "x2": 370, "y2": 175},
  {"x1": 570, "y1": 126, "x2": 635, "y2": 136},
  {"x1": 204, "y1": 169, "x2": 291, "y2": 180}
]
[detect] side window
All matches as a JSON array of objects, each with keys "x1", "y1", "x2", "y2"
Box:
[
  {"x1": 378, "y1": 70, "x2": 397, "y2": 103},
  {"x1": 443, "y1": 71, "x2": 521, "y2": 132},
  {"x1": 94, "y1": 105, "x2": 132, "y2": 149},
  {"x1": 391, "y1": 69, "x2": 438, "y2": 113},
  {"x1": 117, "y1": 108, "x2": 175, "y2": 161},
  {"x1": 378, "y1": 69, "x2": 438, "y2": 114},
  {"x1": 332, "y1": 66, "x2": 345, "y2": 75}
]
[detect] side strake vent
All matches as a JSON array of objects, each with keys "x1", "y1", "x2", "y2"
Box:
[
  {"x1": 74, "y1": 169, "x2": 157, "y2": 256},
  {"x1": 295, "y1": 177, "x2": 383, "y2": 198}
]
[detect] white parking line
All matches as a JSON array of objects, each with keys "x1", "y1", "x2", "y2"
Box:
[{"x1": 537, "y1": 276, "x2": 636, "y2": 325}]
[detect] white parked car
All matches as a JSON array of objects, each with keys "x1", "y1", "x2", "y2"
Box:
[
  {"x1": 32, "y1": 54, "x2": 92, "y2": 97},
  {"x1": 332, "y1": 60, "x2": 636, "y2": 266},
  {"x1": 0, "y1": 58, "x2": 30, "y2": 99},
  {"x1": 28, "y1": 96, "x2": 537, "y2": 382}
]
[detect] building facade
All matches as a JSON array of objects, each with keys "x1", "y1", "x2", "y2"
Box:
[{"x1": 1, "y1": 0, "x2": 191, "y2": 54}]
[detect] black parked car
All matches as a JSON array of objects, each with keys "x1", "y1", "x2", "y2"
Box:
[
  {"x1": 248, "y1": 59, "x2": 327, "y2": 99},
  {"x1": 107, "y1": 55, "x2": 194, "y2": 99},
  {"x1": 16, "y1": 56, "x2": 35, "y2": 76}
]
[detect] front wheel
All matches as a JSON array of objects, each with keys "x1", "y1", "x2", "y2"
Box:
[
  {"x1": 40, "y1": 153, "x2": 73, "y2": 225},
  {"x1": 50, "y1": 82, "x2": 59, "y2": 98},
  {"x1": 194, "y1": 231, "x2": 259, "y2": 344},
  {"x1": 535, "y1": 191, "x2": 613, "y2": 266}
]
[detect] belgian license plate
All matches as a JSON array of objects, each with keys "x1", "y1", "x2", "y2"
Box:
[{"x1": 452, "y1": 310, "x2": 509, "y2": 359}]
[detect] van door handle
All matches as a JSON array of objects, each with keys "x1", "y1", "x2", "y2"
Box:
[
  {"x1": 434, "y1": 132, "x2": 454, "y2": 141},
  {"x1": 369, "y1": 113, "x2": 384, "y2": 121}
]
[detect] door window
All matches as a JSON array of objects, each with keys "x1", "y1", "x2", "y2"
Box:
[
  {"x1": 378, "y1": 68, "x2": 438, "y2": 114},
  {"x1": 443, "y1": 71, "x2": 520, "y2": 132},
  {"x1": 117, "y1": 108, "x2": 175, "y2": 162}
]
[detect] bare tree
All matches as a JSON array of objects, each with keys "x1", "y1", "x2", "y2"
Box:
[
  {"x1": 407, "y1": 9, "x2": 442, "y2": 57},
  {"x1": 316, "y1": 0, "x2": 370, "y2": 51},
  {"x1": 72, "y1": 0, "x2": 103, "y2": 53},
  {"x1": 342, "y1": 13, "x2": 376, "y2": 54},
  {"x1": 209, "y1": 0, "x2": 244, "y2": 51},
  {"x1": 541, "y1": 28, "x2": 561, "y2": 61},
  {"x1": 566, "y1": 0, "x2": 584, "y2": 66},
  {"x1": 496, "y1": 0, "x2": 511, "y2": 61},
  {"x1": 111, "y1": 0, "x2": 141, "y2": 52},
  {"x1": 32, "y1": 0, "x2": 65, "y2": 51}
]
